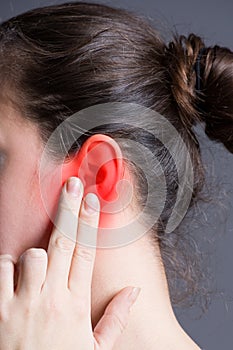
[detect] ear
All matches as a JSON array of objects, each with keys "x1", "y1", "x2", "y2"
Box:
[{"x1": 61, "y1": 134, "x2": 124, "y2": 203}]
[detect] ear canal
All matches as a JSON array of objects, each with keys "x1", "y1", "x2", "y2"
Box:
[{"x1": 96, "y1": 159, "x2": 120, "y2": 201}]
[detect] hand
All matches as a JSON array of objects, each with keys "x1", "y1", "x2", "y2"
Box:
[{"x1": 0, "y1": 177, "x2": 140, "y2": 350}]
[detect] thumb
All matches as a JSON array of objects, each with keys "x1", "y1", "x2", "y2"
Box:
[{"x1": 93, "y1": 286, "x2": 141, "y2": 350}]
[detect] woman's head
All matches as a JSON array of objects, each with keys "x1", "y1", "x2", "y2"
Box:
[{"x1": 0, "y1": 1, "x2": 232, "y2": 308}]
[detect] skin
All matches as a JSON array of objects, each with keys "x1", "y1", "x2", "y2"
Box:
[
  {"x1": 0, "y1": 175, "x2": 141, "y2": 349},
  {"x1": 0, "y1": 100, "x2": 202, "y2": 349}
]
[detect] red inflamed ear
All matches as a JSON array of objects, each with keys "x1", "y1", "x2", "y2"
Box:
[{"x1": 61, "y1": 134, "x2": 124, "y2": 204}]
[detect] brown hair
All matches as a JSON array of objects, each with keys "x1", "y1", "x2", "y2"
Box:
[{"x1": 0, "y1": 1, "x2": 232, "y2": 310}]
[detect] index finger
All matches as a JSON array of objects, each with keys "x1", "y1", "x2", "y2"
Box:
[
  {"x1": 68, "y1": 192, "x2": 100, "y2": 297},
  {"x1": 45, "y1": 177, "x2": 83, "y2": 289}
]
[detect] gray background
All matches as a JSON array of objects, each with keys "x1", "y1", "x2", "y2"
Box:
[{"x1": 0, "y1": 0, "x2": 232, "y2": 349}]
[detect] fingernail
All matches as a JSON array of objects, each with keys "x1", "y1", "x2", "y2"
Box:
[
  {"x1": 84, "y1": 193, "x2": 99, "y2": 214},
  {"x1": 66, "y1": 177, "x2": 82, "y2": 198},
  {"x1": 22, "y1": 248, "x2": 46, "y2": 259},
  {"x1": 128, "y1": 287, "x2": 141, "y2": 304}
]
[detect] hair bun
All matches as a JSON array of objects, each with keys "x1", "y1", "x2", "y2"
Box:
[
  {"x1": 165, "y1": 34, "x2": 204, "y2": 129},
  {"x1": 165, "y1": 34, "x2": 233, "y2": 153},
  {"x1": 198, "y1": 45, "x2": 233, "y2": 153}
]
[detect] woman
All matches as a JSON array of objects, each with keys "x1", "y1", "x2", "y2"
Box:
[{"x1": 0, "y1": 1, "x2": 232, "y2": 349}]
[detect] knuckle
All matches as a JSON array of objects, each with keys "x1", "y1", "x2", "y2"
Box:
[
  {"x1": 80, "y1": 214, "x2": 99, "y2": 229},
  {"x1": 105, "y1": 312, "x2": 126, "y2": 333},
  {"x1": 73, "y1": 247, "x2": 94, "y2": 263},
  {"x1": 54, "y1": 236, "x2": 75, "y2": 251},
  {"x1": 23, "y1": 300, "x2": 37, "y2": 317},
  {"x1": 44, "y1": 298, "x2": 62, "y2": 318}
]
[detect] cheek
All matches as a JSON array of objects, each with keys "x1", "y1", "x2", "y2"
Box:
[
  {"x1": 0, "y1": 165, "x2": 59, "y2": 260},
  {"x1": 39, "y1": 165, "x2": 63, "y2": 230},
  {"x1": 0, "y1": 174, "x2": 39, "y2": 258}
]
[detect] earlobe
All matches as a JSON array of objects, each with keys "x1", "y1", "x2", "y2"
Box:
[{"x1": 62, "y1": 134, "x2": 124, "y2": 204}]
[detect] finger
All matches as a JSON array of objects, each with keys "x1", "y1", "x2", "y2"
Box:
[
  {"x1": 68, "y1": 192, "x2": 100, "y2": 300},
  {"x1": 93, "y1": 287, "x2": 141, "y2": 350},
  {"x1": 15, "y1": 249, "x2": 47, "y2": 298},
  {"x1": 45, "y1": 177, "x2": 83, "y2": 290},
  {"x1": 0, "y1": 255, "x2": 15, "y2": 302}
]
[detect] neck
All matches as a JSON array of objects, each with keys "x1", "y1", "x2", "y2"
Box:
[{"x1": 91, "y1": 234, "x2": 202, "y2": 350}]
